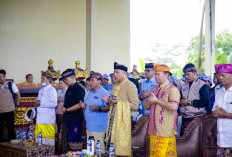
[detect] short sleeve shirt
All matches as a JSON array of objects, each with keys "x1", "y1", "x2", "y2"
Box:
[
  {"x1": 148, "y1": 82, "x2": 180, "y2": 137},
  {"x1": 0, "y1": 81, "x2": 19, "y2": 93},
  {"x1": 213, "y1": 86, "x2": 232, "y2": 147},
  {"x1": 84, "y1": 86, "x2": 109, "y2": 132}
]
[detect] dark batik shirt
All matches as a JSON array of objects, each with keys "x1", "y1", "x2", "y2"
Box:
[{"x1": 63, "y1": 82, "x2": 85, "y2": 124}]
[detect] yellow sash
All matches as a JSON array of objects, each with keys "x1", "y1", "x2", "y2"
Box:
[
  {"x1": 106, "y1": 78, "x2": 132, "y2": 156},
  {"x1": 35, "y1": 124, "x2": 55, "y2": 139}
]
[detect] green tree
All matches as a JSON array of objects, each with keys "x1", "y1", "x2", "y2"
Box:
[
  {"x1": 186, "y1": 29, "x2": 232, "y2": 68},
  {"x1": 170, "y1": 62, "x2": 183, "y2": 79},
  {"x1": 186, "y1": 35, "x2": 205, "y2": 66},
  {"x1": 138, "y1": 58, "x2": 145, "y2": 72}
]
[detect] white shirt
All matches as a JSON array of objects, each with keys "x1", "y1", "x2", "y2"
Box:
[
  {"x1": 36, "y1": 84, "x2": 57, "y2": 124},
  {"x1": 0, "y1": 81, "x2": 19, "y2": 93},
  {"x1": 212, "y1": 86, "x2": 232, "y2": 147}
]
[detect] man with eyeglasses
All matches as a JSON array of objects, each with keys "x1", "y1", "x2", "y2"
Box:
[
  {"x1": 212, "y1": 64, "x2": 232, "y2": 157},
  {"x1": 138, "y1": 63, "x2": 158, "y2": 115}
]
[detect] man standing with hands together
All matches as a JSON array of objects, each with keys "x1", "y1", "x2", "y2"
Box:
[
  {"x1": 179, "y1": 63, "x2": 209, "y2": 135},
  {"x1": 34, "y1": 72, "x2": 57, "y2": 146},
  {"x1": 212, "y1": 64, "x2": 232, "y2": 157},
  {"x1": 60, "y1": 69, "x2": 85, "y2": 153},
  {"x1": 144, "y1": 64, "x2": 180, "y2": 157}
]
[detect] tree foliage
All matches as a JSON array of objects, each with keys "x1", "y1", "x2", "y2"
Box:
[
  {"x1": 186, "y1": 29, "x2": 232, "y2": 68},
  {"x1": 137, "y1": 29, "x2": 232, "y2": 79},
  {"x1": 139, "y1": 58, "x2": 145, "y2": 72}
]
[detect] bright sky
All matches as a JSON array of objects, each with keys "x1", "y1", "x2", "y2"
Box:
[{"x1": 130, "y1": 0, "x2": 232, "y2": 70}]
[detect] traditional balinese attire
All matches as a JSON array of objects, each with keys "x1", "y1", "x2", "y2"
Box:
[
  {"x1": 59, "y1": 69, "x2": 85, "y2": 153},
  {"x1": 105, "y1": 62, "x2": 139, "y2": 156},
  {"x1": 35, "y1": 83, "x2": 57, "y2": 146},
  {"x1": 213, "y1": 64, "x2": 232, "y2": 157},
  {"x1": 148, "y1": 65, "x2": 180, "y2": 157}
]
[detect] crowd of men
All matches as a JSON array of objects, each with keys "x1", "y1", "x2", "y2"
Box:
[{"x1": 0, "y1": 62, "x2": 232, "y2": 157}]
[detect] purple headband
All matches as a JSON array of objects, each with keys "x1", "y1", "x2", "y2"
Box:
[{"x1": 216, "y1": 64, "x2": 232, "y2": 74}]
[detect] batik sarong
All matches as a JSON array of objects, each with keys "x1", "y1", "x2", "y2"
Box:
[
  {"x1": 217, "y1": 147, "x2": 232, "y2": 157},
  {"x1": 150, "y1": 135, "x2": 177, "y2": 157},
  {"x1": 67, "y1": 123, "x2": 83, "y2": 150},
  {"x1": 59, "y1": 123, "x2": 68, "y2": 154},
  {"x1": 105, "y1": 105, "x2": 116, "y2": 151},
  {"x1": 59, "y1": 123, "x2": 83, "y2": 153}
]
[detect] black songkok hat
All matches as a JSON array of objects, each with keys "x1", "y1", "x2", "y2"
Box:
[
  {"x1": 61, "y1": 69, "x2": 75, "y2": 79},
  {"x1": 145, "y1": 63, "x2": 154, "y2": 69},
  {"x1": 114, "y1": 62, "x2": 128, "y2": 72}
]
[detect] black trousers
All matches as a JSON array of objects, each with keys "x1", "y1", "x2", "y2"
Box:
[{"x1": 0, "y1": 111, "x2": 15, "y2": 142}]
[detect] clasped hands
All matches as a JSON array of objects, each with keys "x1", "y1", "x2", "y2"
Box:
[
  {"x1": 61, "y1": 101, "x2": 86, "y2": 113},
  {"x1": 212, "y1": 107, "x2": 228, "y2": 118},
  {"x1": 146, "y1": 93, "x2": 159, "y2": 104},
  {"x1": 139, "y1": 90, "x2": 149, "y2": 101},
  {"x1": 180, "y1": 96, "x2": 189, "y2": 106},
  {"x1": 101, "y1": 95, "x2": 118, "y2": 105}
]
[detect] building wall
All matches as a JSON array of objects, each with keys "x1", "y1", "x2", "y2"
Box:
[
  {"x1": 0, "y1": 0, "x2": 130, "y2": 83},
  {"x1": 88, "y1": 0, "x2": 131, "y2": 74},
  {"x1": 0, "y1": 0, "x2": 86, "y2": 83}
]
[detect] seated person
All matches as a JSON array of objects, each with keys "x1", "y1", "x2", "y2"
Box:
[{"x1": 26, "y1": 74, "x2": 33, "y2": 84}]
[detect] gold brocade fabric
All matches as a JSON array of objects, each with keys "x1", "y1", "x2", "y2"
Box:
[
  {"x1": 106, "y1": 79, "x2": 132, "y2": 156},
  {"x1": 111, "y1": 100, "x2": 131, "y2": 156}
]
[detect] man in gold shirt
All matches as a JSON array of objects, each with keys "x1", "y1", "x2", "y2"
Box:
[
  {"x1": 144, "y1": 64, "x2": 180, "y2": 157},
  {"x1": 102, "y1": 62, "x2": 139, "y2": 156}
]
